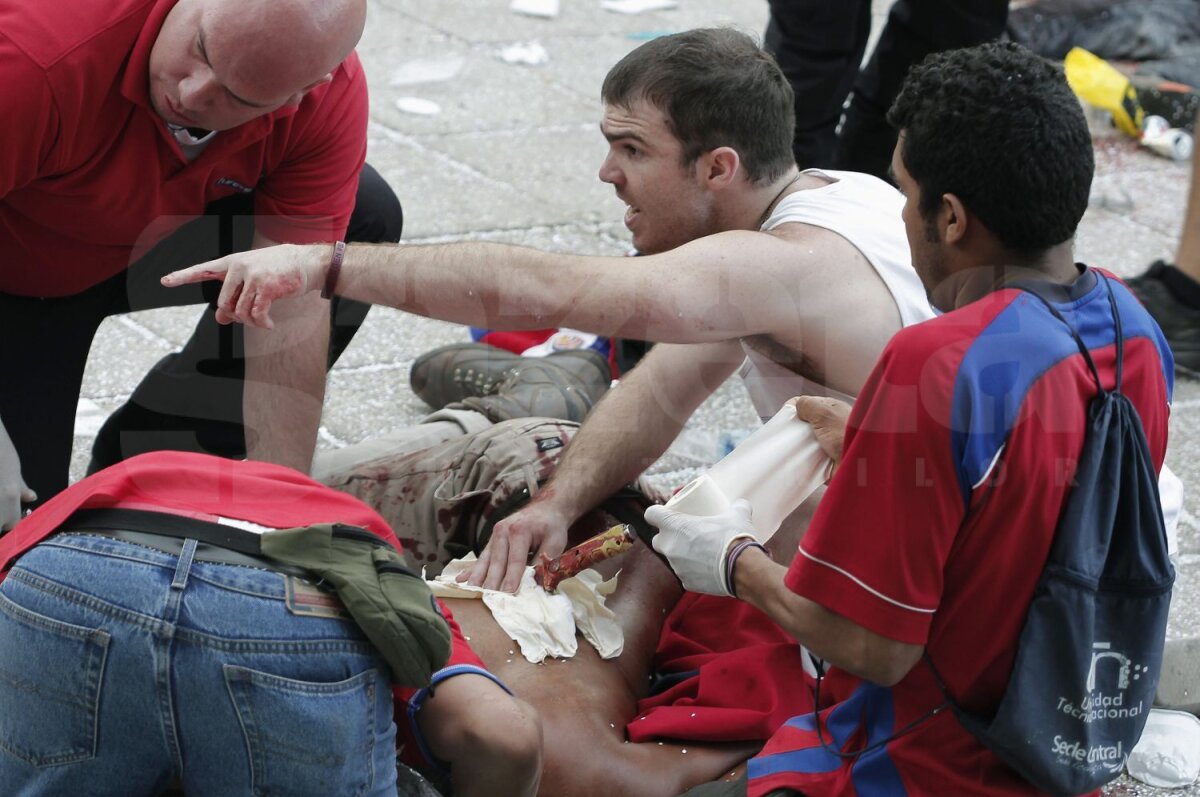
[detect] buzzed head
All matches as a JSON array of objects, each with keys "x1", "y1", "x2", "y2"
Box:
[
  {"x1": 148, "y1": 0, "x2": 366, "y2": 131},
  {"x1": 204, "y1": 0, "x2": 365, "y2": 100}
]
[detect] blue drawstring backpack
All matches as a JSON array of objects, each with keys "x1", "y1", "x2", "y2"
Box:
[{"x1": 930, "y1": 278, "x2": 1175, "y2": 796}]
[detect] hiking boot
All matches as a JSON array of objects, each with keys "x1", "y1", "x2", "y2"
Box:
[
  {"x1": 454, "y1": 350, "x2": 611, "y2": 423},
  {"x1": 409, "y1": 343, "x2": 522, "y2": 410},
  {"x1": 1126, "y1": 261, "x2": 1200, "y2": 377}
]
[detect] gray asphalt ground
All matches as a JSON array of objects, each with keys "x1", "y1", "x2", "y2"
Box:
[{"x1": 73, "y1": 0, "x2": 1200, "y2": 792}]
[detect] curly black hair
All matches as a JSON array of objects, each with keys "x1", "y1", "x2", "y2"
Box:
[
  {"x1": 888, "y1": 41, "x2": 1093, "y2": 257},
  {"x1": 602, "y1": 28, "x2": 796, "y2": 185}
]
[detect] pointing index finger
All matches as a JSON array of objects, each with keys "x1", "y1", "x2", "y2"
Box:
[{"x1": 161, "y1": 266, "x2": 228, "y2": 287}]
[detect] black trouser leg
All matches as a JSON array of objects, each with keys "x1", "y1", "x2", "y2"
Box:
[
  {"x1": 833, "y1": 0, "x2": 1010, "y2": 179},
  {"x1": 0, "y1": 288, "x2": 116, "y2": 503},
  {"x1": 88, "y1": 163, "x2": 403, "y2": 474},
  {"x1": 765, "y1": 0, "x2": 873, "y2": 168}
]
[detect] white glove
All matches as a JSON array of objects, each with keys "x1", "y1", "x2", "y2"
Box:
[{"x1": 645, "y1": 499, "x2": 759, "y2": 596}]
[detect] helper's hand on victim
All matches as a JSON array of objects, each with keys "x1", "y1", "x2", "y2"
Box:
[
  {"x1": 161, "y1": 244, "x2": 329, "y2": 329},
  {"x1": 460, "y1": 501, "x2": 571, "y2": 593}
]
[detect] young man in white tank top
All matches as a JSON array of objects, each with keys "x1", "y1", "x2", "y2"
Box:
[{"x1": 167, "y1": 31, "x2": 932, "y2": 589}]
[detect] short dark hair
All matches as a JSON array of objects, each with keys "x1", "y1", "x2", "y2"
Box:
[
  {"x1": 887, "y1": 42, "x2": 1093, "y2": 257},
  {"x1": 601, "y1": 28, "x2": 795, "y2": 184}
]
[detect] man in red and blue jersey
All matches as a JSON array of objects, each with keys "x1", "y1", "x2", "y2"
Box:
[{"x1": 646, "y1": 42, "x2": 1175, "y2": 796}]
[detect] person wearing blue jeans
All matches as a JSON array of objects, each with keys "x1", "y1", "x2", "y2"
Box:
[
  {"x1": 0, "y1": 451, "x2": 543, "y2": 797},
  {"x1": 0, "y1": 532, "x2": 398, "y2": 797}
]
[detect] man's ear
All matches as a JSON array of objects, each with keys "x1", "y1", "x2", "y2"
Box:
[
  {"x1": 700, "y1": 146, "x2": 741, "y2": 190},
  {"x1": 942, "y1": 193, "x2": 969, "y2": 245}
]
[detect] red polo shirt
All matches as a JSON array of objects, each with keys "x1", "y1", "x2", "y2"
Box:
[
  {"x1": 0, "y1": 0, "x2": 368, "y2": 297},
  {"x1": 0, "y1": 451, "x2": 406, "y2": 579}
]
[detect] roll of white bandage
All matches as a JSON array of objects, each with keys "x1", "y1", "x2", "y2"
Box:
[{"x1": 666, "y1": 401, "x2": 833, "y2": 543}]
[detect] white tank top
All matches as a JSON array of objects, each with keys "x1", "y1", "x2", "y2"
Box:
[{"x1": 738, "y1": 169, "x2": 933, "y2": 420}]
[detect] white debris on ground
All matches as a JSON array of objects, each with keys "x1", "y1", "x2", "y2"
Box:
[
  {"x1": 600, "y1": 0, "x2": 678, "y2": 14},
  {"x1": 510, "y1": 0, "x2": 560, "y2": 18},
  {"x1": 394, "y1": 97, "x2": 442, "y2": 115},
  {"x1": 389, "y1": 57, "x2": 465, "y2": 87},
  {"x1": 498, "y1": 41, "x2": 551, "y2": 65}
]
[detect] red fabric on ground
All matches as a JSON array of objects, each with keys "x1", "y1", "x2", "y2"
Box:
[
  {"x1": 626, "y1": 593, "x2": 814, "y2": 743},
  {"x1": 471, "y1": 328, "x2": 619, "y2": 377}
]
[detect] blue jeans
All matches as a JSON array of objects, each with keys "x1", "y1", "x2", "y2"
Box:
[{"x1": 0, "y1": 533, "x2": 398, "y2": 797}]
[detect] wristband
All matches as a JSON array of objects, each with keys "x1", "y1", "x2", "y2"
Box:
[
  {"x1": 321, "y1": 240, "x2": 347, "y2": 300},
  {"x1": 724, "y1": 538, "x2": 769, "y2": 598}
]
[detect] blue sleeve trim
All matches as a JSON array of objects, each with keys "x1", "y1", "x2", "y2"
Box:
[{"x1": 404, "y1": 664, "x2": 512, "y2": 774}]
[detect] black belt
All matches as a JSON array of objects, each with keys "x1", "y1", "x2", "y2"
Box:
[{"x1": 58, "y1": 507, "x2": 308, "y2": 578}]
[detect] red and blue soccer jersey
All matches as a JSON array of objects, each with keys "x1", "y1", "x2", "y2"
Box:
[{"x1": 751, "y1": 269, "x2": 1173, "y2": 796}]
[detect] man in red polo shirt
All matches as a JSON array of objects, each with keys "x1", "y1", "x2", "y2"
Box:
[{"x1": 0, "y1": 0, "x2": 403, "y2": 530}]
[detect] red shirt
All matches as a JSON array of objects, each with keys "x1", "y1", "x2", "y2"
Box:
[
  {"x1": 751, "y1": 272, "x2": 1173, "y2": 796},
  {"x1": 0, "y1": 0, "x2": 368, "y2": 297},
  {"x1": 0, "y1": 450, "x2": 492, "y2": 706},
  {"x1": 0, "y1": 451, "x2": 405, "y2": 579}
]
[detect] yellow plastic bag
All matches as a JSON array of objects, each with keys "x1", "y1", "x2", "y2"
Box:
[{"x1": 1064, "y1": 47, "x2": 1144, "y2": 137}]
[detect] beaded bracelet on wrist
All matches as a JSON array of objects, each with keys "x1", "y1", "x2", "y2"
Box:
[{"x1": 321, "y1": 240, "x2": 347, "y2": 300}]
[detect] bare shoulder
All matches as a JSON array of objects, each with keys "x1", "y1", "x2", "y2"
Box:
[
  {"x1": 749, "y1": 222, "x2": 907, "y2": 393},
  {"x1": 764, "y1": 222, "x2": 870, "y2": 274}
]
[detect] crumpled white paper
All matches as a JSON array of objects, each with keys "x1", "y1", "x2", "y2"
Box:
[
  {"x1": 1127, "y1": 708, "x2": 1200, "y2": 788},
  {"x1": 558, "y1": 568, "x2": 622, "y2": 658},
  {"x1": 427, "y1": 555, "x2": 623, "y2": 663}
]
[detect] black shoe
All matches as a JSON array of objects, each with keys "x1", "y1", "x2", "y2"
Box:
[
  {"x1": 1127, "y1": 261, "x2": 1200, "y2": 377},
  {"x1": 409, "y1": 343, "x2": 522, "y2": 410},
  {"x1": 454, "y1": 350, "x2": 611, "y2": 423}
]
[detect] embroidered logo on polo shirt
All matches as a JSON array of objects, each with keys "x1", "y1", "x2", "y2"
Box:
[{"x1": 215, "y1": 176, "x2": 254, "y2": 193}]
